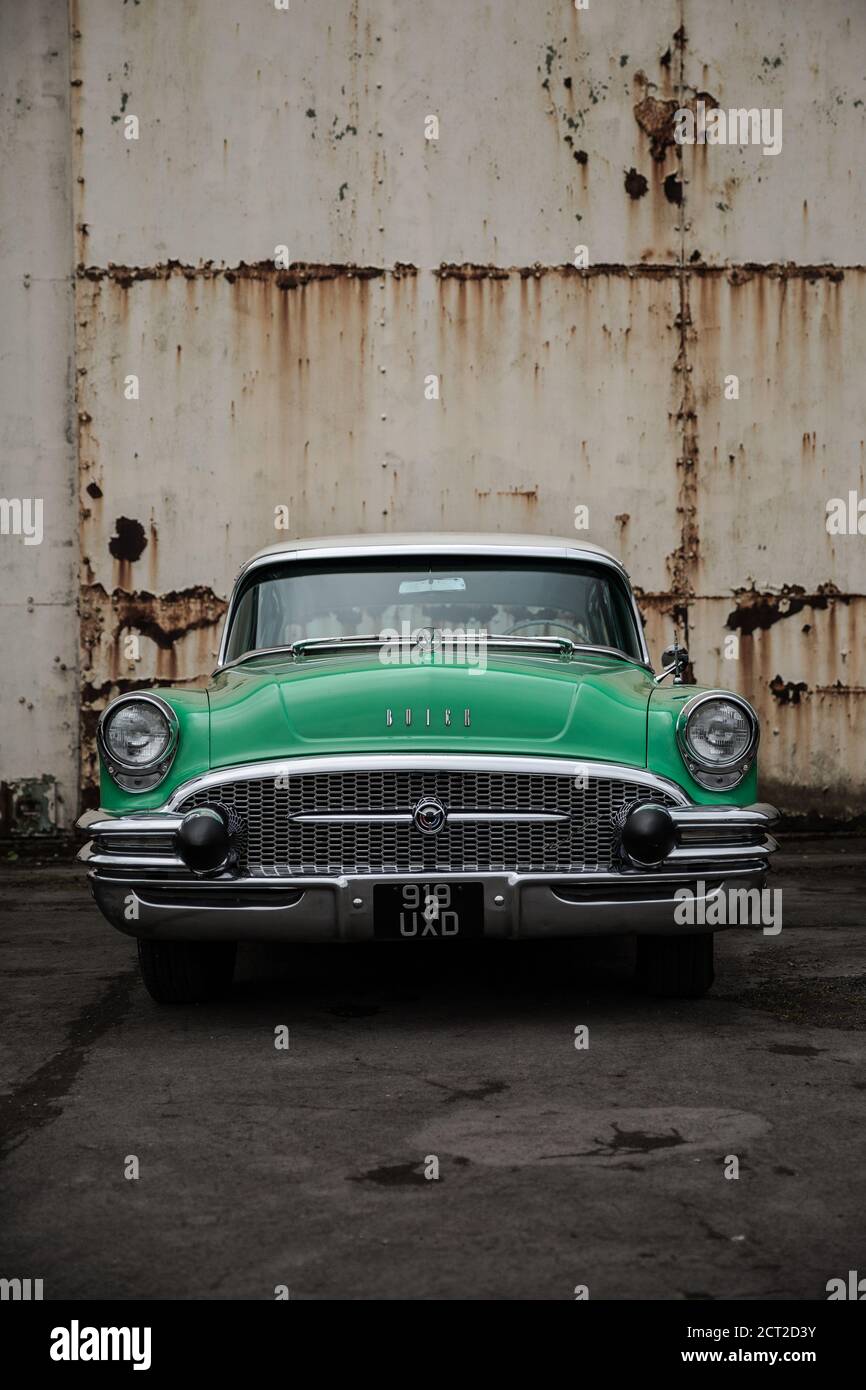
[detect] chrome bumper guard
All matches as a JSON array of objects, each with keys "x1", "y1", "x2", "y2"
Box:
[{"x1": 77, "y1": 796, "x2": 779, "y2": 942}]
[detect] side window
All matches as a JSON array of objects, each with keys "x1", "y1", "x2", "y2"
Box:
[
  {"x1": 258, "y1": 585, "x2": 286, "y2": 647},
  {"x1": 586, "y1": 579, "x2": 607, "y2": 645},
  {"x1": 606, "y1": 580, "x2": 639, "y2": 656},
  {"x1": 224, "y1": 586, "x2": 256, "y2": 661},
  {"x1": 587, "y1": 576, "x2": 636, "y2": 654}
]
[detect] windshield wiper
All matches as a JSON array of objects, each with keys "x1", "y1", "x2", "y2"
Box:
[
  {"x1": 294, "y1": 633, "x2": 574, "y2": 657},
  {"x1": 216, "y1": 633, "x2": 644, "y2": 672}
]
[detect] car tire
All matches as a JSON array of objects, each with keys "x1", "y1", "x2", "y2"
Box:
[
  {"x1": 136, "y1": 939, "x2": 237, "y2": 1004},
  {"x1": 636, "y1": 932, "x2": 714, "y2": 998}
]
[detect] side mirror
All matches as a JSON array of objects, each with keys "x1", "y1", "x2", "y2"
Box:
[{"x1": 658, "y1": 643, "x2": 689, "y2": 685}]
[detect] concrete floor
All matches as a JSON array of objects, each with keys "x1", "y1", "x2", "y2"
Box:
[{"x1": 1, "y1": 838, "x2": 864, "y2": 1300}]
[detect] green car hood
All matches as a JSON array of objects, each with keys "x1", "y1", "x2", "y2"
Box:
[{"x1": 207, "y1": 652, "x2": 654, "y2": 769}]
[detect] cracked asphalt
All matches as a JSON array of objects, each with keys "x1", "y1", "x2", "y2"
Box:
[{"x1": 1, "y1": 837, "x2": 864, "y2": 1300}]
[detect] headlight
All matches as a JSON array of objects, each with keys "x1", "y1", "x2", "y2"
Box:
[
  {"x1": 677, "y1": 693, "x2": 758, "y2": 789},
  {"x1": 685, "y1": 698, "x2": 752, "y2": 765},
  {"x1": 104, "y1": 701, "x2": 170, "y2": 765},
  {"x1": 98, "y1": 694, "x2": 179, "y2": 791}
]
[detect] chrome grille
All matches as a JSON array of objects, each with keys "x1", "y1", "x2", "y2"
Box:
[{"x1": 176, "y1": 768, "x2": 679, "y2": 876}]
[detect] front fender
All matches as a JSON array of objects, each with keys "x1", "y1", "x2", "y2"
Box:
[
  {"x1": 98, "y1": 687, "x2": 211, "y2": 812},
  {"x1": 647, "y1": 684, "x2": 760, "y2": 805}
]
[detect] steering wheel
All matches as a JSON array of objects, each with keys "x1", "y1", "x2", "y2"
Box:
[{"x1": 502, "y1": 618, "x2": 588, "y2": 643}]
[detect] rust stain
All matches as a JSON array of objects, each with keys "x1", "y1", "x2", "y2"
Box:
[
  {"x1": 632, "y1": 73, "x2": 718, "y2": 162},
  {"x1": 665, "y1": 279, "x2": 699, "y2": 659},
  {"x1": 69, "y1": 0, "x2": 87, "y2": 266},
  {"x1": 81, "y1": 583, "x2": 227, "y2": 655},
  {"x1": 439, "y1": 263, "x2": 682, "y2": 282},
  {"x1": 624, "y1": 168, "x2": 649, "y2": 200},
  {"x1": 436, "y1": 264, "x2": 510, "y2": 281},
  {"x1": 81, "y1": 674, "x2": 205, "y2": 706},
  {"x1": 769, "y1": 676, "x2": 809, "y2": 705},
  {"x1": 814, "y1": 682, "x2": 866, "y2": 696},
  {"x1": 78, "y1": 261, "x2": 388, "y2": 289},
  {"x1": 632, "y1": 89, "x2": 679, "y2": 161},
  {"x1": 631, "y1": 589, "x2": 680, "y2": 618},
  {"x1": 727, "y1": 585, "x2": 853, "y2": 637},
  {"x1": 148, "y1": 519, "x2": 159, "y2": 593},
  {"x1": 73, "y1": 262, "x2": 852, "y2": 297},
  {"x1": 658, "y1": 12, "x2": 706, "y2": 688},
  {"x1": 663, "y1": 172, "x2": 683, "y2": 205},
  {"x1": 709, "y1": 263, "x2": 847, "y2": 286},
  {"x1": 108, "y1": 516, "x2": 147, "y2": 563}
]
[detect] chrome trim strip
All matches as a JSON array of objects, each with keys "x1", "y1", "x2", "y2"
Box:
[
  {"x1": 666, "y1": 837, "x2": 776, "y2": 862},
  {"x1": 80, "y1": 838, "x2": 774, "y2": 874},
  {"x1": 165, "y1": 754, "x2": 693, "y2": 810},
  {"x1": 79, "y1": 846, "x2": 188, "y2": 870},
  {"x1": 214, "y1": 635, "x2": 651, "y2": 676},
  {"x1": 297, "y1": 633, "x2": 576, "y2": 656},
  {"x1": 89, "y1": 814, "x2": 184, "y2": 835},
  {"x1": 291, "y1": 812, "x2": 413, "y2": 824},
  {"x1": 102, "y1": 875, "x2": 314, "y2": 891},
  {"x1": 85, "y1": 790, "x2": 784, "y2": 839},
  {"x1": 445, "y1": 811, "x2": 570, "y2": 824},
  {"x1": 290, "y1": 810, "x2": 570, "y2": 824},
  {"x1": 87, "y1": 866, "x2": 761, "y2": 891},
  {"x1": 668, "y1": 806, "x2": 776, "y2": 829}
]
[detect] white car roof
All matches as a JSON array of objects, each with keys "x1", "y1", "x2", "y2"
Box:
[{"x1": 243, "y1": 532, "x2": 623, "y2": 573}]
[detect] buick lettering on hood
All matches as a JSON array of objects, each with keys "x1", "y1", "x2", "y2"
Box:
[{"x1": 79, "y1": 534, "x2": 779, "y2": 1003}]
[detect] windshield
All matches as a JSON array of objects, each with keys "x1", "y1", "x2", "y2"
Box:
[{"x1": 223, "y1": 557, "x2": 643, "y2": 662}]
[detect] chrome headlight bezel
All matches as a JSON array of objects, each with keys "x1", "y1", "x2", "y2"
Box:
[
  {"x1": 97, "y1": 693, "x2": 179, "y2": 793},
  {"x1": 675, "y1": 691, "x2": 759, "y2": 791}
]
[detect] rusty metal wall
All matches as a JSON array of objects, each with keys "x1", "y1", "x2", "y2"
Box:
[
  {"x1": 0, "y1": 0, "x2": 78, "y2": 832},
  {"x1": 4, "y1": 0, "x2": 865, "y2": 822}
]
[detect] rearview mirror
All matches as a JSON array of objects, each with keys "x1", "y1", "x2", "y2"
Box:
[{"x1": 659, "y1": 644, "x2": 689, "y2": 684}]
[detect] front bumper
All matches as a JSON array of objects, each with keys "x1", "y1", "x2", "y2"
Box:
[
  {"x1": 79, "y1": 798, "x2": 779, "y2": 942},
  {"x1": 84, "y1": 864, "x2": 774, "y2": 941}
]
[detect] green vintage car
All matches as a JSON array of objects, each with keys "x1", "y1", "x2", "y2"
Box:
[{"x1": 79, "y1": 534, "x2": 778, "y2": 1003}]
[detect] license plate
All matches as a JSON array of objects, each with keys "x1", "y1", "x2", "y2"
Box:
[{"x1": 373, "y1": 882, "x2": 484, "y2": 940}]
